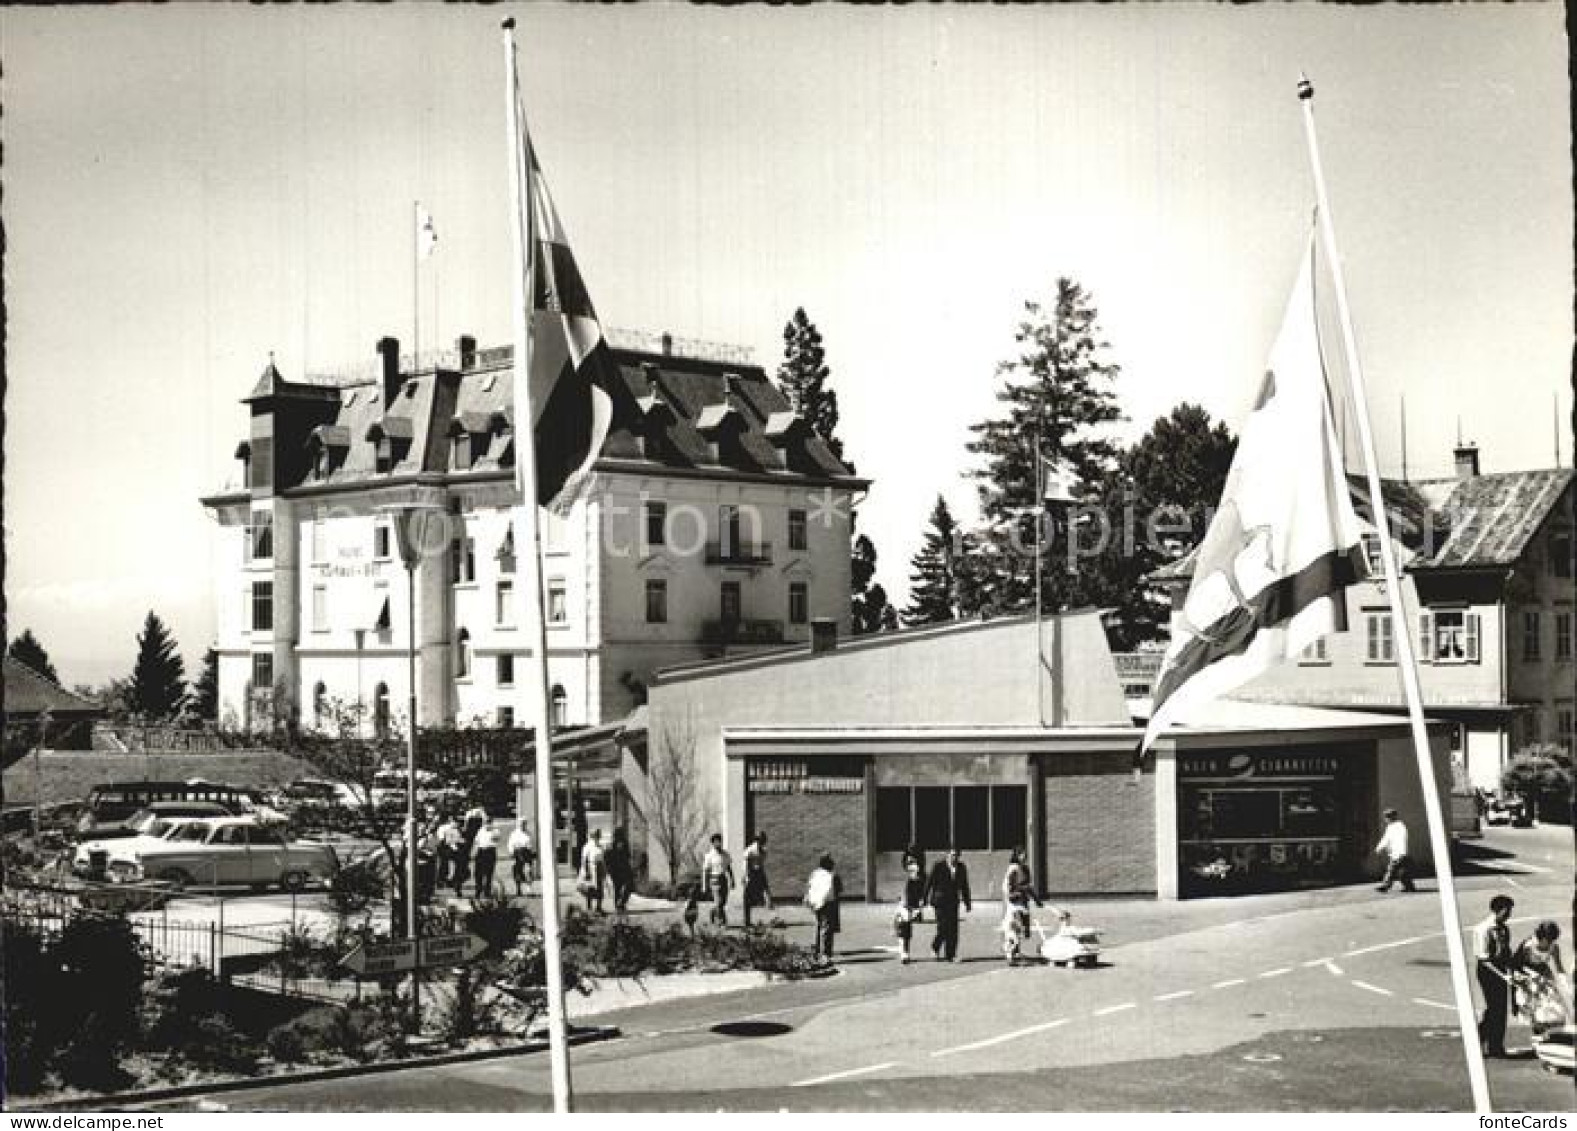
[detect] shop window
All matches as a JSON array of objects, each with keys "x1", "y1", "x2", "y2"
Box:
[
  {"x1": 952, "y1": 786, "x2": 990, "y2": 852},
  {"x1": 645, "y1": 579, "x2": 668, "y2": 624},
  {"x1": 991, "y1": 786, "x2": 1028, "y2": 851},
  {"x1": 788, "y1": 508, "x2": 807, "y2": 551},
  {"x1": 644, "y1": 501, "x2": 666, "y2": 548},
  {"x1": 1523, "y1": 611, "x2": 1542, "y2": 662},
  {"x1": 875, "y1": 788, "x2": 912, "y2": 853},
  {"x1": 913, "y1": 787, "x2": 951, "y2": 851}
]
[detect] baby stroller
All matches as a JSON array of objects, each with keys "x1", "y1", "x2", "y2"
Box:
[
  {"x1": 1513, "y1": 967, "x2": 1574, "y2": 1074},
  {"x1": 1034, "y1": 909, "x2": 1103, "y2": 968}
]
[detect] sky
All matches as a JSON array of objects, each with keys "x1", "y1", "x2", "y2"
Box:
[{"x1": 3, "y1": 4, "x2": 1571, "y2": 688}]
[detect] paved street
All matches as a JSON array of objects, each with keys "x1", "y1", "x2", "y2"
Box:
[{"x1": 133, "y1": 825, "x2": 1573, "y2": 1113}]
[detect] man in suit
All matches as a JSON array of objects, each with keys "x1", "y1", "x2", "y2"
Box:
[{"x1": 924, "y1": 847, "x2": 972, "y2": 961}]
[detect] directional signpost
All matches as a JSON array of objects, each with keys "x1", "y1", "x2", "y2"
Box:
[{"x1": 340, "y1": 932, "x2": 488, "y2": 977}]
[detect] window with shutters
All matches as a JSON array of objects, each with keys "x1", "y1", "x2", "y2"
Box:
[
  {"x1": 1428, "y1": 610, "x2": 1480, "y2": 665},
  {"x1": 1365, "y1": 611, "x2": 1394, "y2": 664}
]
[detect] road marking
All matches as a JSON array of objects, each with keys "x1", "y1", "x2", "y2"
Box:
[
  {"x1": 791, "y1": 1062, "x2": 897, "y2": 1087},
  {"x1": 930, "y1": 1018, "x2": 1069, "y2": 1058},
  {"x1": 1302, "y1": 957, "x2": 1332, "y2": 968},
  {"x1": 1323, "y1": 961, "x2": 1344, "y2": 977},
  {"x1": 1351, "y1": 980, "x2": 1394, "y2": 997},
  {"x1": 1258, "y1": 967, "x2": 1293, "y2": 979},
  {"x1": 1154, "y1": 990, "x2": 1195, "y2": 1002},
  {"x1": 1343, "y1": 938, "x2": 1422, "y2": 958},
  {"x1": 1412, "y1": 997, "x2": 1457, "y2": 1012},
  {"x1": 1506, "y1": 878, "x2": 1523, "y2": 889},
  {"x1": 1212, "y1": 978, "x2": 1246, "y2": 989},
  {"x1": 1094, "y1": 1002, "x2": 1137, "y2": 1016}
]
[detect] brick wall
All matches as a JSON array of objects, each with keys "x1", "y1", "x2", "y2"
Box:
[
  {"x1": 1041, "y1": 752, "x2": 1156, "y2": 895},
  {"x1": 749, "y1": 790, "x2": 867, "y2": 901}
]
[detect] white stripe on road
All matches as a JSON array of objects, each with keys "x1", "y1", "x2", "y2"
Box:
[
  {"x1": 791, "y1": 1062, "x2": 897, "y2": 1087},
  {"x1": 1413, "y1": 997, "x2": 1457, "y2": 1012},
  {"x1": 1302, "y1": 957, "x2": 1332, "y2": 968},
  {"x1": 1351, "y1": 980, "x2": 1394, "y2": 997},
  {"x1": 1324, "y1": 961, "x2": 1344, "y2": 976},
  {"x1": 1094, "y1": 1002, "x2": 1137, "y2": 1017},
  {"x1": 1258, "y1": 967, "x2": 1293, "y2": 979},
  {"x1": 931, "y1": 1018, "x2": 1069, "y2": 1058},
  {"x1": 1343, "y1": 937, "x2": 1422, "y2": 958},
  {"x1": 1154, "y1": 990, "x2": 1195, "y2": 1002},
  {"x1": 1212, "y1": 978, "x2": 1246, "y2": 989},
  {"x1": 1506, "y1": 878, "x2": 1523, "y2": 889}
]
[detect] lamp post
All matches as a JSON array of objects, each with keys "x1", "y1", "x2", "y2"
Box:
[
  {"x1": 381, "y1": 503, "x2": 446, "y2": 936},
  {"x1": 1033, "y1": 427, "x2": 1079, "y2": 727}
]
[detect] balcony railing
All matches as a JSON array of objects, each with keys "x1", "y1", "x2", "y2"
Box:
[
  {"x1": 702, "y1": 618, "x2": 785, "y2": 646},
  {"x1": 705, "y1": 540, "x2": 773, "y2": 566}
]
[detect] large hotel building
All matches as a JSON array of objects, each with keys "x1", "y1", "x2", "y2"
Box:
[{"x1": 201, "y1": 332, "x2": 865, "y2": 738}]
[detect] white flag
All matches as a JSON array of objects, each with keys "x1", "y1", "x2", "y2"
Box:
[
  {"x1": 1141, "y1": 237, "x2": 1366, "y2": 754},
  {"x1": 416, "y1": 202, "x2": 438, "y2": 260}
]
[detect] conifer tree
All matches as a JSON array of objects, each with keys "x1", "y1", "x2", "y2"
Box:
[
  {"x1": 965, "y1": 278, "x2": 1123, "y2": 615},
  {"x1": 903, "y1": 496, "x2": 966, "y2": 626},
  {"x1": 850, "y1": 533, "x2": 898, "y2": 634},
  {"x1": 776, "y1": 307, "x2": 845, "y2": 462},
  {"x1": 8, "y1": 629, "x2": 60, "y2": 685},
  {"x1": 128, "y1": 611, "x2": 187, "y2": 720},
  {"x1": 185, "y1": 648, "x2": 220, "y2": 725}
]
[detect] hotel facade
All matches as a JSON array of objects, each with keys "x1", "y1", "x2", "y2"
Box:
[{"x1": 200, "y1": 332, "x2": 865, "y2": 739}]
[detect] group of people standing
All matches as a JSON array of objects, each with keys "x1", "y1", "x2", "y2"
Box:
[{"x1": 1472, "y1": 894, "x2": 1569, "y2": 1059}]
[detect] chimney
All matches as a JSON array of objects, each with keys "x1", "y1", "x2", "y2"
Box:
[
  {"x1": 810, "y1": 618, "x2": 838, "y2": 654},
  {"x1": 457, "y1": 334, "x2": 477, "y2": 370},
  {"x1": 1454, "y1": 442, "x2": 1480, "y2": 480},
  {"x1": 376, "y1": 337, "x2": 402, "y2": 407},
  {"x1": 661, "y1": 331, "x2": 673, "y2": 357}
]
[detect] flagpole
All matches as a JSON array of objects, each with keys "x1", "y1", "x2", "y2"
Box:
[
  {"x1": 1297, "y1": 74, "x2": 1492, "y2": 1114},
  {"x1": 503, "y1": 18, "x2": 573, "y2": 1112},
  {"x1": 413, "y1": 200, "x2": 421, "y2": 366}
]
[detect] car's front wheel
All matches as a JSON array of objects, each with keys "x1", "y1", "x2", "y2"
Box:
[{"x1": 280, "y1": 870, "x2": 308, "y2": 892}]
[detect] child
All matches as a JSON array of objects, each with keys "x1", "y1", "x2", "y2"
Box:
[{"x1": 895, "y1": 859, "x2": 926, "y2": 964}]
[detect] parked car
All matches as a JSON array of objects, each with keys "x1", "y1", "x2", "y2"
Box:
[
  {"x1": 72, "y1": 800, "x2": 233, "y2": 843},
  {"x1": 99, "y1": 817, "x2": 339, "y2": 891},
  {"x1": 73, "y1": 816, "x2": 227, "y2": 877},
  {"x1": 76, "y1": 781, "x2": 252, "y2": 835},
  {"x1": 282, "y1": 778, "x2": 359, "y2": 809}
]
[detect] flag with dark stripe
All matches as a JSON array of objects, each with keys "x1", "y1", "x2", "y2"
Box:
[
  {"x1": 1140, "y1": 237, "x2": 1366, "y2": 757},
  {"x1": 517, "y1": 126, "x2": 616, "y2": 512}
]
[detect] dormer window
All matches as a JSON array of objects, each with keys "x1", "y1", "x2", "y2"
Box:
[
  {"x1": 367, "y1": 417, "x2": 414, "y2": 474},
  {"x1": 448, "y1": 412, "x2": 490, "y2": 472},
  {"x1": 306, "y1": 425, "x2": 350, "y2": 480}
]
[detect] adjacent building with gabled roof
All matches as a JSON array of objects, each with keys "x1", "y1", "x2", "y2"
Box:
[
  {"x1": 199, "y1": 332, "x2": 867, "y2": 750},
  {"x1": 1146, "y1": 444, "x2": 1576, "y2": 791}
]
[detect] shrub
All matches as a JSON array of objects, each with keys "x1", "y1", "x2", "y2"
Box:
[
  {"x1": 2, "y1": 922, "x2": 58, "y2": 1094},
  {"x1": 265, "y1": 1022, "x2": 309, "y2": 1064},
  {"x1": 142, "y1": 967, "x2": 225, "y2": 1049},
  {"x1": 186, "y1": 1013, "x2": 262, "y2": 1075},
  {"x1": 50, "y1": 913, "x2": 148, "y2": 1089},
  {"x1": 434, "y1": 964, "x2": 502, "y2": 1044},
  {"x1": 463, "y1": 893, "x2": 528, "y2": 958}
]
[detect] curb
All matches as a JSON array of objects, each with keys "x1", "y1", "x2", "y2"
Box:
[{"x1": 12, "y1": 1025, "x2": 621, "y2": 1112}]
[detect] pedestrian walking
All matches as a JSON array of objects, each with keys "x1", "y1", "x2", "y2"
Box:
[
  {"x1": 508, "y1": 820, "x2": 535, "y2": 896},
  {"x1": 435, "y1": 815, "x2": 460, "y2": 886},
  {"x1": 570, "y1": 793, "x2": 589, "y2": 862},
  {"x1": 701, "y1": 833, "x2": 735, "y2": 927},
  {"x1": 804, "y1": 853, "x2": 842, "y2": 964},
  {"x1": 578, "y1": 828, "x2": 607, "y2": 913},
  {"x1": 450, "y1": 826, "x2": 472, "y2": 897},
  {"x1": 472, "y1": 818, "x2": 500, "y2": 898},
  {"x1": 742, "y1": 831, "x2": 772, "y2": 928},
  {"x1": 1473, "y1": 894, "x2": 1516, "y2": 1057},
  {"x1": 1000, "y1": 847, "x2": 1042, "y2": 965},
  {"x1": 463, "y1": 804, "x2": 487, "y2": 842},
  {"x1": 901, "y1": 843, "x2": 927, "y2": 878},
  {"x1": 606, "y1": 827, "x2": 635, "y2": 914},
  {"x1": 1373, "y1": 808, "x2": 1416, "y2": 893},
  {"x1": 895, "y1": 858, "x2": 926, "y2": 964},
  {"x1": 925, "y1": 847, "x2": 972, "y2": 962}
]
